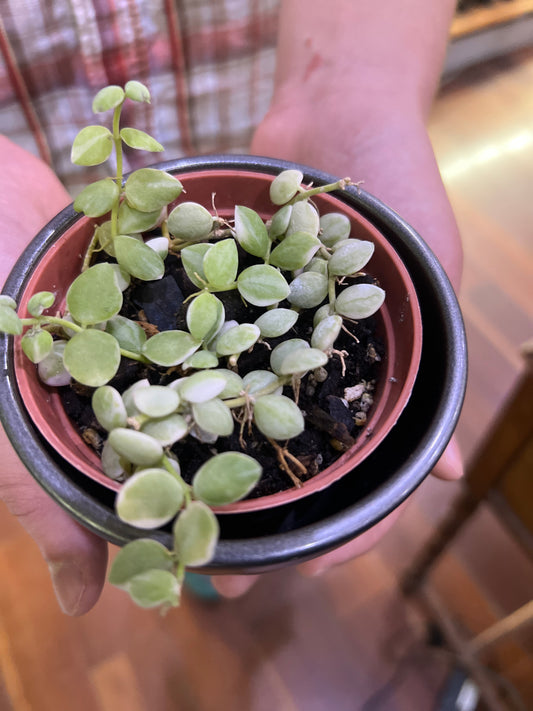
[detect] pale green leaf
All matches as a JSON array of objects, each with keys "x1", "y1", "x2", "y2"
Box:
[
  {"x1": 334, "y1": 283, "x2": 386, "y2": 319},
  {"x1": 215, "y1": 323, "x2": 260, "y2": 356},
  {"x1": 180, "y1": 243, "x2": 211, "y2": 288},
  {"x1": 92, "y1": 85, "x2": 124, "y2": 112},
  {"x1": 118, "y1": 201, "x2": 161, "y2": 234},
  {"x1": 173, "y1": 502, "x2": 219, "y2": 567},
  {"x1": 234, "y1": 205, "x2": 269, "y2": 258},
  {"x1": 109, "y1": 430, "x2": 164, "y2": 468},
  {"x1": 63, "y1": 329, "x2": 121, "y2": 386},
  {"x1": 114, "y1": 235, "x2": 165, "y2": 281},
  {"x1": 192, "y1": 398, "x2": 234, "y2": 437},
  {"x1": 141, "y1": 330, "x2": 200, "y2": 367},
  {"x1": 278, "y1": 346, "x2": 328, "y2": 375},
  {"x1": 253, "y1": 394, "x2": 305, "y2": 440},
  {"x1": 92, "y1": 385, "x2": 128, "y2": 431},
  {"x1": 141, "y1": 414, "x2": 188, "y2": 446},
  {"x1": 328, "y1": 239, "x2": 375, "y2": 276},
  {"x1": 182, "y1": 350, "x2": 219, "y2": 371},
  {"x1": 133, "y1": 384, "x2": 180, "y2": 418},
  {"x1": 116, "y1": 468, "x2": 183, "y2": 528},
  {"x1": 105, "y1": 315, "x2": 146, "y2": 353},
  {"x1": 125, "y1": 168, "x2": 183, "y2": 212},
  {"x1": 21, "y1": 329, "x2": 53, "y2": 363},
  {"x1": 27, "y1": 291, "x2": 55, "y2": 317},
  {"x1": 270, "y1": 338, "x2": 309, "y2": 375},
  {"x1": 311, "y1": 314, "x2": 343, "y2": 352},
  {"x1": 167, "y1": 202, "x2": 213, "y2": 241},
  {"x1": 192, "y1": 452, "x2": 262, "y2": 506},
  {"x1": 269, "y1": 169, "x2": 303, "y2": 205},
  {"x1": 0, "y1": 295, "x2": 16, "y2": 310},
  {"x1": 0, "y1": 305, "x2": 22, "y2": 335},
  {"x1": 242, "y1": 370, "x2": 282, "y2": 395},
  {"x1": 319, "y1": 212, "x2": 351, "y2": 247},
  {"x1": 109, "y1": 539, "x2": 173, "y2": 588},
  {"x1": 66, "y1": 263, "x2": 123, "y2": 326},
  {"x1": 73, "y1": 179, "x2": 120, "y2": 217},
  {"x1": 120, "y1": 127, "x2": 164, "y2": 152},
  {"x1": 237, "y1": 265, "x2": 290, "y2": 307},
  {"x1": 286, "y1": 200, "x2": 319, "y2": 238},
  {"x1": 71, "y1": 126, "x2": 113, "y2": 166},
  {"x1": 124, "y1": 80, "x2": 151, "y2": 103},
  {"x1": 127, "y1": 570, "x2": 180, "y2": 609},
  {"x1": 178, "y1": 370, "x2": 227, "y2": 403},
  {"x1": 203, "y1": 238, "x2": 238, "y2": 290},
  {"x1": 254, "y1": 308, "x2": 298, "y2": 338},
  {"x1": 186, "y1": 292, "x2": 225, "y2": 343},
  {"x1": 37, "y1": 340, "x2": 71, "y2": 386},
  {"x1": 269, "y1": 231, "x2": 320, "y2": 271},
  {"x1": 287, "y1": 271, "x2": 328, "y2": 309},
  {"x1": 268, "y1": 204, "x2": 292, "y2": 239}
]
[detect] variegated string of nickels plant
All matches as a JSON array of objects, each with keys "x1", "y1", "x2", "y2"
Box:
[{"x1": 0, "y1": 81, "x2": 385, "y2": 611}]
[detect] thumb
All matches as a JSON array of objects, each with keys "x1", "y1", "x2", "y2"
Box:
[{"x1": 1, "y1": 428, "x2": 108, "y2": 615}]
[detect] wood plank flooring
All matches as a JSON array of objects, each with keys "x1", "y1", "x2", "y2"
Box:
[{"x1": 1, "y1": 49, "x2": 532, "y2": 711}]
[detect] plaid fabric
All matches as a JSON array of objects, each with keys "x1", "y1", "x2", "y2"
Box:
[{"x1": 0, "y1": 0, "x2": 280, "y2": 194}]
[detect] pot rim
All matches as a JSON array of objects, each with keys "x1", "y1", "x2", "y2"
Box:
[{"x1": 0, "y1": 154, "x2": 467, "y2": 571}]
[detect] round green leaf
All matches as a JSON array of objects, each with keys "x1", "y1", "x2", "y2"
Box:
[
  {"x1": 118, "y1": 201, "x2": 161, "y2": 234},
  {"x1": 187, "y1": 292, "x2": 225, "y2": 343},
  {"x1": 66, "y1": 263, "x2": 123, "y2": 326},
  {"x1": 268, "y1": 204, "x2": 293, "y2": 239},
  {"x1": 73, "y1": 178, "x2": 120, "y2": 217},
  {"x1": 269, "y1": 169, "x2": 303, "y2": 205},
  {"x1": 114, "y1": 235, "x2": 165, "y2": 281},
  {"x1": 253, "y1": 394, "x2": 305, "y2": 440},
  {"x1": 278, "y1": 346, "x2": 328, "y2": 375},
  {"x1": 71, "y1": 125, "x2": 113, "y2": 166},
  {"x1": 142, "y1": 330, "x2": 200, "y2": 367},
  {"x1": 141, "y1": 414, "x2": 188, "y2": 446},
  {"x1": 311, "y1": 314, "x2": 343, "y2": 352},
  {"x1": 215, "y1": 323, "x2": 260, "y2": 357},
  {"x1": 0, "y1": 305, "x2": 22, "y2": 335},
  {"x1": 63, "y1": 329, "x2": 121, "y2": 386},
  {"x1": 27, "y1": 291, "x2": 55, "y2": 316},
  {"x1": 146, "y1": 237, "x2": 168, "y2": 259},
  {"x1": 0, "y1": 295, "x2": 17, "y2": 310},
  {"x1": 334, "y1": 283, "x2": 386, "y2": 319},
  {"x1": 167, "y1": 202, "x2": 213, "y2": 241},
  {"x1": 269, "y1": 231, "x2": 320, "y2": 271},
  {"x1": 234, "y1": 205, "x2": 270, "y2": 258},
  {"x1": 105, "y1": 315, "x2": 146, "y2": 353},
  {"x1": 92, "y1": 385, "x2": 128, "y2": 431},
  {"x1": 192, "y1": 398, "x2": 234, "y2": 437},
  {"x1": 304, "y1": 257, "x2": 329, "y2": 277},
  {"x1": 120, "y1": 127, "x2": 163, "y2": 152},
  {"x1": 212, "y1": 369, "x2": 245, "y2": 399},
  {"x1": 122, "y1": 378, "x2": 150, "y2": 416},
  {"x1": 37, "y1": 340, "x2": 71, "y2": 386},
  {"x1": 92, "y1": 85, "x2": 124, "y2": 112},
  {"x1": 133, "y1": 385, "x2": 180, "y2": 418},
  {"x1": 237, "y1": 265, "x2": 290, "y2": 307},
  {"x1": 173, "y1": 501, "x2": 219, "y2": 567},
  {"x1": 287, "y1": 271, "x2": 328, "y2": 309},
  {"x1": 125, "y1": 168, "x2": 183, "y2": 212},
  {"x1": 21, "y1": 329, "x2": 53, "y2": 363},
  {"x1": 127, "y1": 569, "x2": 180, "y2": 609},
  {"x1": 181, "y1": 243, "x2": 212, "y2": 288},
  {"x1": 286, "y1": 200, "x2": 319, "y2": 238},
  {"x1": 109, "y1": 539, "x2": 173, "y2": 588},
  {"x1": 108, "y1": 429, "x2": 164, "y2": 468},
  {"x1": 319, "y1": 212, "x2": 351, "y2": 247},
  {"x1": 178, "y1": 370, "x2": 227, "y2": 403},
  {"x1": 242, "y1": 370, "x2": 282, "y2": 395},
  {"x1": 124, "y1": 80, "x2": 151, "y2": 103},
  {"x1": 182, "y1": 350, "x2": 219, "y2": 371},
  {"x1": 101, "y1": 439, "x2": 129, "y2": 481},
  {"x1": 254, "y1": 308, "x2": 298, "y2": 338},
  {"x1": 203, "y1": 238, "x2": 238, "y2": 290},
  {"x1": 270, "y1": 338, "x2": 309, "y2": 376},
  {"x1": 192, "y1": 452, "x2": 262, "y2": 506},
  {"x1": 116, "y1": 468, "x2": 183, "y2": 528},
  {"x1": 328, "y1": 239, "x2": 375, "y2": 276}
]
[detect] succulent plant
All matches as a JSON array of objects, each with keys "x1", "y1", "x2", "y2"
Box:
[{"x1": 0, "y1": 82, "x2": 386, "y2": 610}]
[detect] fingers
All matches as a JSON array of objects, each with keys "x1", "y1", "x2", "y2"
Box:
[
  {"x1": 0, "y1": 427, "x2": 108, "y2": 615},
  {"x1": 210, "y1": 574, "x2": 260, "y2": 598},
  {"x1": 430, "y1": 436, "x2": 463, "y2": 481}
]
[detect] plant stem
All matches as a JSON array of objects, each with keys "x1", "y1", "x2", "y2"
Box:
[
  {"x1": 290, "y1": 177, "x2": 352, "y2": 204},
  {"x1": 110, "y1": 102, "x2": 124, "y2": 239},
  {"x1": 223, "y1": 375, "x2": 291, "y2": 408}
]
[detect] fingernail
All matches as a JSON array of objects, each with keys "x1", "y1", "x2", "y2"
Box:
[{"x1": 48, "y1": 561, "x2": 86, "y2": 615}]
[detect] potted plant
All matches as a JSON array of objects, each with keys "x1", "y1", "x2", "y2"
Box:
[{"x1": 0, "y1": 82, "x2": 466, "y2": 610}]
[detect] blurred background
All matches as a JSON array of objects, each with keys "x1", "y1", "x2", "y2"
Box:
[{"x1": 0, "y1": 1, "x2": 532, "y2": 709}]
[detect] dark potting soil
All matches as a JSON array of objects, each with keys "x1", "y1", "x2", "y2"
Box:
[{"x1": 60, "y1": 250, "x2": 385, "y2": 499}]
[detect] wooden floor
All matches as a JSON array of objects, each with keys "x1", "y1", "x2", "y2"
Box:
[{"x1": 1, "y1": 50, "x2": 533, "y2": 711}]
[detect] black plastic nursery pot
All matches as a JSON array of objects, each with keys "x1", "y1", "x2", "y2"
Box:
[{"x1": 0, "y1": 155, "x2": 467, "y2": 574}]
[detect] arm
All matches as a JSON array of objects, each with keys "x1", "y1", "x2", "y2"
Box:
[
  {"x1": 251, "y1": 0, "x2": 462, "y2": 288},
  {"x1": 0, "y1": 136, "x2": 108, "y2": 614}
]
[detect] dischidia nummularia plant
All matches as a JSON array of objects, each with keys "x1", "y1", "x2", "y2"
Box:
[{"x1": 0, "y1": 81, "x2": 386, "y2": 611}]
